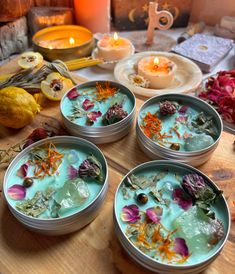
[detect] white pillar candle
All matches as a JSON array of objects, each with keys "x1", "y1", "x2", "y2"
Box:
[
  {"x1": 97, "y1": 32, "x2": 133, "y2": 61},
  {"x1": 137, "y1": 56, "x2": 176, "y2": 89}
]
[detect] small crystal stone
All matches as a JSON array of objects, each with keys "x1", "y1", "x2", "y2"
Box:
[{"x1": 184, "y1": 134, "x2": 214, "y2": 151}]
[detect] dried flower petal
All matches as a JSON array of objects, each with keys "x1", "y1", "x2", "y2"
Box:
[
  {"x1": 103, "y1": 103, "x2": 128, "y2": 125},
  {"x1": 160, "y1": 101, "x2": 177, "y2": 116},
  {"x1": 182, "y1": 174, "x2": 206, "y2": 198},
  {"x1": 176, "y1": 116, "x2": 188, "y2": 124},
  {"x1": 178, "y1": 105, "x2": 189, "y2": 114},
  {"x1": 172, "y1": 188, "x2": 192, "y2": 210},
  {"x1": 7, "y1": 184, "x2": 26, "y2": 200},
  {"x1": 128, "y1": 74, "x2": 150, "y2": 88},
  {"x1": 68, "y1": 165, "x2": 78, "y2": 180},
  {"x1": 86, "y1": 111, "x2": 102, "y2": 124},
  {"x1": 27, "y1": 128, "x2": 48, "y2": 142},
  {"x1": 82, "y1": 99, "x2": 94, "y2": 111},
  {"x1": 173, "y1": 237, "x2": 189, "y2": 257},
  {"x1": 17, "y1": 163, "x2": 29, "y2": 178},
  {"x1": 23, "y1": 139, "x2": 34, "y2": 149},
  {"x1": 78, "y1": 154, "x2": 104, "y2": 183},
  {"x1": 67, "y1": 88, "x2": 80, "y2": 99},
  {"x1": 146, "y1": 207, "x2": 162, "y2": 223},
  {"x1": 121, "y1": 204, "x2": 140, "y2": 223}
]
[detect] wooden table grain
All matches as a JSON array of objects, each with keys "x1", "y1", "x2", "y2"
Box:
[{"x1": 0, "y1": 61, "x2": 235, "y2": 274}]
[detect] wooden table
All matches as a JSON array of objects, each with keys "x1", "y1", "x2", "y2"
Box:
[{"x1": 0, "y1": 61, "x2": 235, "y2": 274}]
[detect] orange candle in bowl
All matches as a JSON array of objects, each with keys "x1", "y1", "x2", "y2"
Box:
[
  {"x1": 137, "y1": 56, "x2": 176, "y2": 89},
  {"x1": 97, "y1": 32, "x2": 134, "y2": 61}
]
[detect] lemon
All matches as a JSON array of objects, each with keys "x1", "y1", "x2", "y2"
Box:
[
  {"x1": 18, "y1": 52, "x2": 43, "y2": 69},
  {"x1": 0, "y1": 87, "x2": 40, "y2": 129},
  {"x1": 41, "y1": 72, "x2": 74, "y2": 101}
]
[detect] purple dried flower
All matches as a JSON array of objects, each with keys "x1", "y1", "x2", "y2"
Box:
[
  {"x1": 173, "y1": 237, "x2": 189, "y2": 257},
  {"x1": 176, "y1": 116, "x2": 188, "y2": 124},
  {"x1": 78, "y1": 155, "x2": 104, "y2": 183},
  {"x1": 103, "y1": 103, "x2": 128, "y2": 125},
  {"x1": 68, "y1": 165, "x2": 78, "y2": 180},
  {"x1": 172, "y1": 188, "x2": 192, "y2": 210},
  {"x1": 182, "y1": 173, "x2": 206, "y2": 198},
  {"x1": 27, "y1": 128, "x2": 48, "y2": 142},
  {"x1": 159, "y1": 101, "x2": 177, "y2": 116},
  {"x1": 121, "y1": 204, "x2": 140, "y2": 223}
]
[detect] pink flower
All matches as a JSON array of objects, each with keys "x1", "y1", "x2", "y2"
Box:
[
  {"x1": 82, "y1": 99, "x2": 94, "y2": 111},
  {"x1": 17, "y1": 163, "x2": 29, "y2": 178},
  {"x1": 7, "y1": 184, "x2": 26, "y2": 200},
  {"x1": 176, "y1": 116, "x2": 188, "y2": 124},
  {"x1": 146, "y1": 207, "x2": 162, "y2": 223},
  {"x1": 178, "y1": 105, "x2": 189, "y2": 114},
  {"x1": 67, "y1": 88, "x2": 80, "y2": 99},
  {"x1": 173, "y1": 237, "x2": 189, "y2": 257},
  {"x1": 68, "y1": 165, "x2": 78, "y2": 180},
  {"x1": 172, "y1": 188, "x2": 192, "y2": 210},
  {"x1": 27, "y1": 128, "x2": 48, "y2": 142},
  {"x1": 121, "y1": 204, "x2": 140, "y2": 223},
  {"x1": 86, "y1": 111, "x2": 102, "y2": 124}
]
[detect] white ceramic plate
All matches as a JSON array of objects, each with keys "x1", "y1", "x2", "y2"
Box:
[{"x1": 114, "y1": 51, "x2": 203, "y2": 98}]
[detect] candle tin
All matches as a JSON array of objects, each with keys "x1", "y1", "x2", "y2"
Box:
[
  {"x1": 60, "y1": 80, "x2": 136, "y2": 144},
  {"x1": 113, "y1": 160, "x2": 230, "y2": 273},
  {"x1": 136, "y1": 93, "x2": 223, "y2": 167},
  {"x1": 3, "y1": 136, "x2": 108, "y2": 235},
  {"x1": 32, "y1": 25, "x2": 95, "y2": 61}
]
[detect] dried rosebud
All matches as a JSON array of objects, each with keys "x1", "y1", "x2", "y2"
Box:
[
  {"x1": 82, "y1": 99, "x2": 94, "y2": 111},
  {"x1": 182, "y1": 173, "x2": 206, "y2": 198},
  {"x1": 103, "y1": 103, "x2": 128, "y2": 125},
  {"x1": 159, "y1": 101, "x2": 177, "y2": 116},
  {"x1": 23, "y1": 139, "x2": 34, "y2": 149},
  {"x1": 86, "y1": 111, "x2": 102, "y2": 125},
  {"x1": 78, "y1": 154, "x2": 104, "y2": 183},
  {"x1": 27, "y1": 128, "x2": 48, "y2": 142}
]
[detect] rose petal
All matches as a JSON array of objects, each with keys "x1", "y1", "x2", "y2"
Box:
[
  {"x1": 174, "y1": 237, "x2": 189, "y2": 257},
  {"x1": 87, "y1": 111, "x2": 102, "y2": 122},
  {"x1": 178, "y1": 105, "x2": 189, "y2": 114},
  {"x1": 172, "y1": 188, "x2": 192, "y2": 210},
  {"x1": 176, "y1": 116, "x2": 188, "y2": 124},
  {"x1": 27, "y1": 128, "x2": 48, "y2": 142},
  {"x1": 17, "y1": 163, "x2": 29, "y2": 178},
  {"x1": 82, "y1": 99, "x2": 94, "y2": 111},
  {"x1": 146, "y1": 207, "x2": 161, "y2": 223},
  {"x1": 67, "y1": 88, "x2": 80, "y2": 99},
  {"x1": 7, "y1": 184, "x2": 26, "y2": 200},
  {"x1": 23, "y1": 139, "x2": 34, "y2": 149},
  {"x1": 68, "y1": 165, "x2": 78, "y2": 180},
  {"x1": 121, "y1": 204, "x2": 140, "y2": 223}
]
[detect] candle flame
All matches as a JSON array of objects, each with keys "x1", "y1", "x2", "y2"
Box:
[
  {"x1": 69, "y1": 37, "x2": 75, "y2": 45},
  {"x1": 49, "y1": 45, "x2": 53, "y2": 50},
  {"x1": 154, "y1": 57, "x2": 159, "y2": 65},
  {"x1": 113, "y1": 32, "x2": 118, "y2": 41}
]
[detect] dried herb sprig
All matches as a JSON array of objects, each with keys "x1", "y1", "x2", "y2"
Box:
[{"x1": 0, "y1": 60, "x2": 76, "y2": 91}]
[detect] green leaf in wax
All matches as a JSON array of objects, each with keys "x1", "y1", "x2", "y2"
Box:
[
  {"x1": 55, "y1": 178, "x2": 90, "y2": 209},
  {"x1": 108, "y1": 91, "x2": 126, "y2": 106},
  {"x1": 191, "y1": 112, "x2": 217, "y2": 137},
  {"x1": 50, "y1": 199, "x2": 61, "y2": 218},
  {"x1": 16, "y1": 187, "x2": 55, "y2": 217},
  {"x1": 67, "y1": 101, "x2": 87, "y2": 122},
  {"x1": 122, "y1": 186, "x2": 131, "y2": 200},
  {"x1": 127, "y1": 172, "x2": 167, "y2": 190}
]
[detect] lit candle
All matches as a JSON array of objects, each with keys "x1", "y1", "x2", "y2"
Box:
[
  {"x1": 137, "y1": 56, "x2": 176, "y2": 89},
  {"x1": 97, "y1": 32, "x2": 134, "y2": 61}
]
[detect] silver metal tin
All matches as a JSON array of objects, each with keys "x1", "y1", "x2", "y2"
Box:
[
  {"x1": 60, "y1": 80, "x2": 136, "y2": 144},
  {"x1": 136, "y1": 94, "x2": 223, "y2": 167},
  {"x1": 113, "y1": 160, "x2": 230, "y2": 273},
  {"x1": 3, "y1": 136, "x2": 109, "y2": 235}
]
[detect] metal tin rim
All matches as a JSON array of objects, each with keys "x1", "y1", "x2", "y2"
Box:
[
  {"x1": 137, "y1": 93, "x2": 223, "y2": 155},
  {"x1": 3, "y1": 136, "x2": 109, "y2": 224},
  {"x1": 114, "y1": 160, "x2": 230, "y2": 269},
  {"x1": 60, "y1": 80, "x2": 136, "y2": 131}
]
